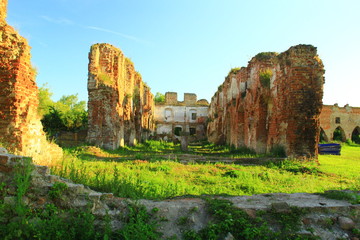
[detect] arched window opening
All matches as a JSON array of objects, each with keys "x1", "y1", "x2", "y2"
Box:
[
  {"x1": 333, "y1": 126, "x2": 346, "y2": 142},
  {"x1": 319, "y1": 128, "x2": 329, "y2": 143},
  {"x1": 351, "y1": 126, "x2": 360, "y2": 144}
]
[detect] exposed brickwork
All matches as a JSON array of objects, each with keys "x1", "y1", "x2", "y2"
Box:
[
  {"x1": 184, "y1": 93, "x2": 197, "y2": 105},
  {"x1": 207, "y1": 45, "x2": 324, "y2": 159},
  {"x1": 320, "y1": 104, "x2": 360, "y2": 141},
  {"x1": 87, "y1": 43, "x2": 155, "y2": 149},
  {"x1": 165, "y1": 92, "x2": 178, "y2": 105},
  {"x1": 0, "y1": 4, "x2": 62, "y2": 163},
  {"x1": 0, "y1": 0, "x2": 7, "y2": 24}
]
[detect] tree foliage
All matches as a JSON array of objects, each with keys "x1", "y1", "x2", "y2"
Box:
[
  {"x1": 38, "y1": 84, "x2": 88, "y2": 135},
  {"x1": 154, "y1": 92, "x2": 165, "y2": 104}
]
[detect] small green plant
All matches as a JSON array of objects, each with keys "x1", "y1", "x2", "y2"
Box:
[
  {"x1": 321, "y1": 190, "x2": 360, "y2": 204},
  {"x1": 352, "y1": 228, "x2": 360, "y2": 238},
  {"x1": 259, "y1": 69, "x2": 272, "y2": 88},
  {"x1": 124, "y1": 93, "x2": 132, "y2": 105},
  {"x1": 229, "y1": 144, "x2": 256, "y2": 155},
  {"x1": 177, "y1": 216, "x2": 190, "y2": 226},
  {"x1": 269, "y1": 144, "x2": 286, "y2": 157},
  {"x1": 270, "y1": 206, "x2": 308, "y2": 234},
  {"x1": 49, "y1": 182, "x2": 68, "y2": 200},
  {"x1": 98, "y1": 71, "x2": 113, "y2": 85},
  {"x1": 117, "y1": 203, "x2": 162, "y2": 240},
  {"x1": 14, "y1": 157, "x2": 33, "y2": 216},
  {"x1": 228, "y1": 67, "x2": 241, "y2": 75},
  {"x1": 222, "y1": 170, "x2": 241, "y2": 178},
  {"x1": 254, "y1": 52, "x2": 278, "y2": 61},
  {"x1": 133, "y1": 86, "x2": 140, "y2": 106},
  {"x1": 183, "y1": 198, "x2": 272, "y2": 239},
  {"x1": 151, "y1": 207, "x2": 159, "y2": 214}
]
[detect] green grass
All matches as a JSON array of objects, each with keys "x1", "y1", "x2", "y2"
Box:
[{"x1": 50, "y1": 142, "x2": 360, "y2": 200}]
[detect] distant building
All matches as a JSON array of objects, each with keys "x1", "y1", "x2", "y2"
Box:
[
  {"x1": 154, "y1": 92, "x2": 209, "y2": 142},
  {"x1": 319, "y1": 104, "x2": 360, "y2": 143}
]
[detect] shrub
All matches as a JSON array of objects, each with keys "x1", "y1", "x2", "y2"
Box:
[{"x1": 259, "y1": 69, "x2": 272, "y2": 88}]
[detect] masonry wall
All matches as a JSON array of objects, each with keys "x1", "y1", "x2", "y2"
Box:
[
  {"x1": 155, "y1": 92, "x2": 208, "y2": 141},
  {"x1": 320, "y1": 104, "x2": 360, "y2": 142},
  {"x1": 0, "y1": 1, "x2": 62, "y2": 164},
  {"x1": 87, "y1": 43, "x2": 154, "y2": 149},
  {"x1": 0, "y1": 0, "x2": 7, "y2": 22},
  {"x1": 207, "y1": 45, "x2": 324, "y2": 159}
]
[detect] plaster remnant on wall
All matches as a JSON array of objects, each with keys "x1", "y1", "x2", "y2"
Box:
[{"x1": 155, "y1": 92, "x2": 209, "y2": 142}]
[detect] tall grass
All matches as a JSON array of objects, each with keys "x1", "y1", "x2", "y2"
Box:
[{"x1": 50, "y1": 142, "x2": 360, "y2": 200}]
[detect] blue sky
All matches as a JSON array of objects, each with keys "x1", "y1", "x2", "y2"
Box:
[{"x1": 7, "y1": 0, "x2": 360, "y2": 106}]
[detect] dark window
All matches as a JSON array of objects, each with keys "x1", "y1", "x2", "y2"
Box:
[
  {"x1": 190, "y1": 128, "x2": 196, "y2": 136},
  {"x1": 191, "y1": 113, "x2": 197, "y2": 120},
  {"x1": 174, "y1": 127, "x2": 182, "y2": 136},
  {"x1": 335, "y1": 117, "x2": 340, "y2": 124}
]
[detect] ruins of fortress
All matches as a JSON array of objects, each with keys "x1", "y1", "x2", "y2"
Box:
[
  {"x1": 0, "y1": 2, "x2": 359, "y2": 238},
  {"x1": 0, "y1": 0, "x2": 359, "y2": 161}
]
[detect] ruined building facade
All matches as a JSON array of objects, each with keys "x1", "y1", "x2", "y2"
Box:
[
  {"x1": 87, "y1": 43, "x2": 155, "y2": 150},
  {"x1": 320, "y1": 104, "x2": 360, "y2": 143},
  {"x1": 207, "y1": 45, "x2": 324, "y2": 159},
  {"x1": 0, "y1": 0, "x2": 62, "y2": 163},
  {"x1": 154, "y1": 92, "x2": 208, "y2": 141}
]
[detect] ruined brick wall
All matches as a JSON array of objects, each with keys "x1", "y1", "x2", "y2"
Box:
[
  {"x1": 87, "y1": 43, "x2": 154, "y2": 149},
  {"x1": 184, "y1": 93, "x2": 197, "y2": 105},
  {"x1": 320, "y1": 104, "x2": 360, "y2": 142},
  {"x1": 0, "y1": 1, "x2": 62, "y2": 163},
  {"x1": 208, "y1": 45, "x2": 324, "y2": 159},
  {"x1": 165, "y1": 92, "x2": 178, "y2": 105},
  {"x1": 0, "y1": 0, "x2": 7, "y2": 23}
]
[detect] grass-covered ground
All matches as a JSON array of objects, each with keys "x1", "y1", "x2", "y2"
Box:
[{"x1": 50, "y1": 141, "x2": 360, "y2": 200}]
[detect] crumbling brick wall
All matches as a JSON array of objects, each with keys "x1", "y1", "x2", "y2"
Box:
[
  {"x1": 0, "y1": 1, "x2": 62, "y2": 163},
  {"x1": 87, "y1": 43, "x2": 154, "y2": 149},
  {"x1": 207, "y1": 45, "x2": 324, "y2": 159}
]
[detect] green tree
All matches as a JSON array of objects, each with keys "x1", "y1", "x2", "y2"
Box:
[
  {"x1": 55, "y1": 94, "x2": 88, "y2": 131},
  {"x1": 38, "y1": 85, "x2": 88, "y2": 135},
  {"x1": 38, "y1": 83, "x2": 55, "y2": 116},
  {"x1": 154, "y1": 92, "x2": 165, "y2": 103}
]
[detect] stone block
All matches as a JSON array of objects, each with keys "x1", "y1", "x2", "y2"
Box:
[{"x1": 338, "y1": 216, "x2": 355, "y2": 230}]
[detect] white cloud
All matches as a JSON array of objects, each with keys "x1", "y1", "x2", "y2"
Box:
[
  {"x1": 86, "y1": 26, "x2": 149, "y2": 44},
  {"x1": 40, "y1": 16, "x2": 73, "y2": 25}
]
